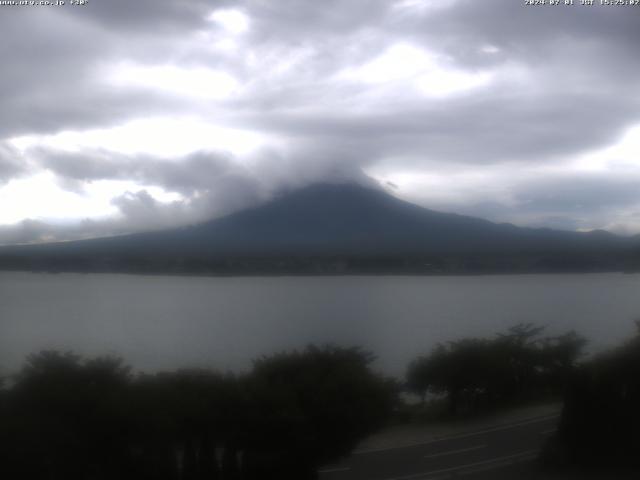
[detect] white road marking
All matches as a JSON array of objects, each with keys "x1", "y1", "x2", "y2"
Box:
[
  {"x1": 354, "y1": 414, "x2": 559, "y2": 455},
  {"x1": 423, "y1": 444, "x2": 486, "y2": 459},
  {"x1": 540, "y1": 429, "x2": 557, "y2": 435},
  {"x1": 381, "y1": 450, "x2": 539, "y2": 480}
]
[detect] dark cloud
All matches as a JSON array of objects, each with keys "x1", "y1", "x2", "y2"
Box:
[
  {"x1": 0, "y1": 0, "x2": 639, "y2": 240},
  {"x1": 0, "y1": 219, "x2": 56, "y2": 245},
  {"x1": 110, "y1": 189, "x2": 189, "y2": 231},
  {"x1": 0, "y1": 143, "x2": 28, "y2": 183},
  {"x1": 246, "y1": 0, "x2": 392, "y2": 41},
  {"x1": 0, "y1": 7, "x2": 195, "y2": 139},
  {"x1": 235, "y1": 1, "x2": 640, "y2": 166},
  {"x1": 73, "y1": 0, "x2": 216, "y2": 32},
  {"x1": 514, "y1": 174, "x2": 640, "y2": 213},
  {"x1": 240, "y1": 91, "x2": 638, "y2": 167},
  {"x1": 38, "y1": 149, "x2": 237, "y2": 194},
  {"x1": 40, "y1": 148, "x2": 269, "y2": 233},
  {"x1": 414, "y1": 0, "x2": 640, "y2": 66},
  {"x1": 423, "y1": 170, "x2": 640, "y2": 234}
]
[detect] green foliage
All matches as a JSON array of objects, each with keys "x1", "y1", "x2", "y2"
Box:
[
  {"x1": 407, "y1": 324, "x2": 586, "y2": 415},
  {"x1": 0, "y1": 345, "x2": 395, "y2": 480},
  {"x1": 246, "y1": 346, "x2": 394, "y2": 467},
  {"x1": 552, "y1": 322, "x2": 640, "y2": 469},
  {"x1": 4, "y1": 351, "x2": 132, "y2": 479}
]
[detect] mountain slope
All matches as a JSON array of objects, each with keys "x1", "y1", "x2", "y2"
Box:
[
  {"x1": 170, "y1": 183, "x2": 628, "y2": 255},
  {"x1": 0, "y1": 183, "x2": 637, "y2": 273}
]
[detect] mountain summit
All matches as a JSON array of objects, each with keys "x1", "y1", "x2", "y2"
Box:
[{"x1": 0, "y1": 183, "x2": 637, "y2": 274}]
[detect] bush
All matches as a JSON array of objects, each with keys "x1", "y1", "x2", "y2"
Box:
[
  {"x1": 0, "y1": 345, "x2": 396, "y2": 480},
  {"x1": 407, "y1": 324, "x2": 585, "y2": 416},
  {"x1": 553, "y1": 323, "x2": 640, "y2": 470}
]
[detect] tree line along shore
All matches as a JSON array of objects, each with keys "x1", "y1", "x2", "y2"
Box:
[{"x1": 1, "y1": 322, "x2": 639, "y2": 479}]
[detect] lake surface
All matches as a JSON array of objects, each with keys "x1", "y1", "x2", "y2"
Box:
[{"x1": 1, "y1": 272, "x2": 639, "y2": 378}]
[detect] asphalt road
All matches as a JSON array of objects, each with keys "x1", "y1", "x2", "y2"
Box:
[{"x1": 318, "y1": 414, "x2": 559, "y2": 480}]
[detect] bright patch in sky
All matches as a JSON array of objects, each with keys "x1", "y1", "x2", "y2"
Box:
[
  {"x1": 415, "y1": 69, "x2": 492, "y2": 97},
  {"x1": 368, "y1": 165, "x2": 516, "y2": 210},
  {"x1": 0, "y1": 173, "x2": 111, "y2": 224},
  {"x1": 11, "y1": 117, "x2": 267, "y2": 158},
  {"x1": 108, "y1": 63, "x2": 239, "y2": 100},
  {"x1": 572, "y1": 125, "x2": 640, "y2": 172},
  {"x1": 481, "y1": 45, "x2": 501, "y2": 55},
  {"x1": 339, "y1": 43, "x2": 492, "y2": 97},
  {"x1": 0, "y1": 173, "x2": 181, "y2": 224},
  {"x1": 208, "y1": 9, "x2": 250, "y2": 34},
  {"x1": 393, "y1": 0, "x2": 460, "y2": 14}
]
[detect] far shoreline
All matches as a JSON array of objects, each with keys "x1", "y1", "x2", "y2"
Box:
[{"x1": 0, "y1": 267, "x2": 637, "y2": 279}]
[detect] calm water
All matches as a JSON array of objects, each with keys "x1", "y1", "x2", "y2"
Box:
[{"x1": 1, "y1": 272, "x2": 639, "y2": 377}]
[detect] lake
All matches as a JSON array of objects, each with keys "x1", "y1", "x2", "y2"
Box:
[{"x1": 1, "y1": 272, "x2": 639, "y2": 378}]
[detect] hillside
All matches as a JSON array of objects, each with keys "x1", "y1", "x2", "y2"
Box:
[{"x1": 0, "y1": 183, "x2": 638, "y2": 274}]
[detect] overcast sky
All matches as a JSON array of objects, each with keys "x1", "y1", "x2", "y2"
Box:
[{"x1": 0, "y1": 0, "x2": 639, "y2": 244}]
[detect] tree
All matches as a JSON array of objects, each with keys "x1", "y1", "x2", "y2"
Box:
[
  {"x1": 407, "y1": 324, "x2": 586, "y2": 416},
  {"x1": 0, "y1": 346, "x2": 396, "y2": 480},
  {"x1": 243, "y1": 345, "x2": 396, "y2": 479},
  {"x1": 552, "y1": 323, "x2": 640, "y2": 470},
  {"x1": 4, "y1": 351, "x2": 133, "y2": 479}
]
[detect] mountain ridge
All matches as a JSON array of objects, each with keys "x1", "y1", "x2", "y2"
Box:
[{"x1": 0, "y1": 183, "x2": 638, "y2": 274}]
